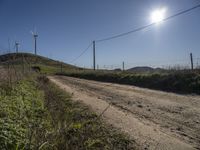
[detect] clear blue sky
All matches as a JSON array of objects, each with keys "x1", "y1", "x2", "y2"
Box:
[{"x1": 0, "y1": 0, "x2": 200, "y2": 69}]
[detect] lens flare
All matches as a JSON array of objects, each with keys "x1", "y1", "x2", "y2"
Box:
[{"x1": 151, "y1": 8, "x2": 166, "y2": 23}]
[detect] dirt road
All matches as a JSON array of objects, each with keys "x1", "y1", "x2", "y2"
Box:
[{"x1": 49, "y1": 76, "x2": 200, "y2": 150}]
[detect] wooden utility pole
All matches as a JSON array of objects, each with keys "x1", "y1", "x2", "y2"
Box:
[
  {"x1": 8, "y1": 38, "x2": 11, "y2": 53},
  {"x1": 122, "y1": 61, "x2": 125, "y2": 71},
  {"x1": 190, "y1": 53, "x2": 193, "y2": 70},
  {"x1": 93, "y1": 41, "x2": 96, "y2": 70},
  {"x1": 22, "y1": 53, "x2": 25, "y2": 74}
]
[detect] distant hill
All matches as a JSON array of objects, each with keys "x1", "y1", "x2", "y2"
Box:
[
  {"x1": 127, "y1": 66, "x2": 165, "y2": 73},
  {"x1": 0, "y1": 53, "x2": 78, "y2": 74},
  {"x1": 114, "y1": 68, "x2": 122, "y2": 72},
  {"x1": 127, "y1": 66, "x2": 154, "y2": 72}
]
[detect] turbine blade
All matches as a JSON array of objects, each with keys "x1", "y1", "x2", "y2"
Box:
[
  {"x1": 30, "y1": 31, "x2": 34, "y2": 35},
  {"x1": 34, "y1": 27, "x2": 37, "y2": 34}
]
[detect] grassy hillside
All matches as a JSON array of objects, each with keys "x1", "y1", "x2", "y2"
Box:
[{"x1": 0, "y1": 53, "x2": 78, "y2": 74}]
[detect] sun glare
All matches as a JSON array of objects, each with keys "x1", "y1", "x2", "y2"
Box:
[{"x1": 151, "y1": 8, "x2": 166, "y2": 23}]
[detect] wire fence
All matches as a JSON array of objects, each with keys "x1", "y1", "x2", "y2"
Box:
[{"x1": 72, "y1": 57, "x2": 200, "y2": 71}]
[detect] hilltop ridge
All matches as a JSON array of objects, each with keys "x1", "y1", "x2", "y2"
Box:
[{"x1": 0, "y1": 52, "x2": 78, "y2": 74}]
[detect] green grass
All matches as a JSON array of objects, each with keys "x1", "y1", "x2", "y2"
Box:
[
  {"x1": 0, "y1": 74, "x2": 136, "y2": 149},
  {"x1": 0, "y1": 77, "x2": 51, "y2": 149}
]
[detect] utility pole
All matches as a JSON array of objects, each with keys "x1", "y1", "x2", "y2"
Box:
[
  {"x1": 15, "y1": 42, "x2": 19, "y2": 53},
  {"x1": 122, "y1": 61, "x2": 125, "y2": 71},
  {"x1": 8, "y1": 38, "x2": 11, "y2": 53},
  {"x1": 93, "y1": 41, "x2": 96, "y2": 70},
  {"x1": 190, "y1": 53, "x2": 193, "y2": 70},
  {"x1": 22, "y1": 53, "x2": 25, "y2": 74}
]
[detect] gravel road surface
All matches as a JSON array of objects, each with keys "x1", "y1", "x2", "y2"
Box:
[{"x1": 49, "y1": 76, "x2": 200, "y2": 150}]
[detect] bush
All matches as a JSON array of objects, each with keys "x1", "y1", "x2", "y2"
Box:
[{"x1": 58, "y1": 71, "x2": 200, "y2": 94}]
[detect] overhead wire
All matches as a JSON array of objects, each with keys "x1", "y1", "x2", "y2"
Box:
[
  {"x1": 70, "y1": 42, "x2": 92, "y2": 63},
  {"x1": 69, "y1": 3, "x2": 200, "y2": 64},
  {"x1": 96, "y1": 3, "x2": 200, "y2": 42}
]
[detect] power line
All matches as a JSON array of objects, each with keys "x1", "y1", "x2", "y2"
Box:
[
  {"x1": 96, "y1": 3, "x2": 200, "y2": 42},
  {"x1": 70, "y1": 42, "x2": 92, "y2": 63}
]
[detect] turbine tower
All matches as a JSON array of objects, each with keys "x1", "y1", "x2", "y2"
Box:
[
  {"x1": 31, "y1": 29, "x2": 38, "y2": 55},
  {"x1": 15, "y1": 41, "x2": 19, "y2": 53}
]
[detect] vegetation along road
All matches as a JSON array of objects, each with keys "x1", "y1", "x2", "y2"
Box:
[{"x1": 49, "y1": 75, "x2": 200, "y2": 150}]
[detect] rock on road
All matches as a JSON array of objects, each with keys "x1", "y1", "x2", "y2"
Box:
[{"x1": 49, "y1": 76, "x2": 200, "y2": 150}]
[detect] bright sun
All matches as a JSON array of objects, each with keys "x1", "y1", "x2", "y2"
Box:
[{"x1": 151, "y1": 8, "x2": 166, "y2": 23}]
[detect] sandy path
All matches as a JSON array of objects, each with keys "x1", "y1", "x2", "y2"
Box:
[{"x1": 48, "y1": 76, "x2": 200, "y2": 150}]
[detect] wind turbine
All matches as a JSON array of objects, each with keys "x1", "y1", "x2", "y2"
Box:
[
  {"x1": 15, "y1": 41, "x2": 20, "y2": 53},
  {"x1": 30, "y1": 28, "x2": 38, "y2": 55}
]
